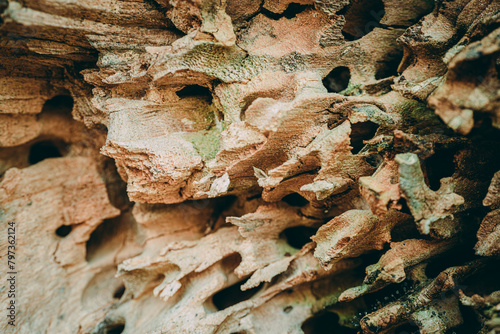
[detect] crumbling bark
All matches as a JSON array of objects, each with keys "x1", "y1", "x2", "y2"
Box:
[{"x1": 1, "y1": 0, "x2": 499, "y2": 333}]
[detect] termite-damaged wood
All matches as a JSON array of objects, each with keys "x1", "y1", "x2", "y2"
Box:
[{"x1": 1, "y1": 0, "x2": 499, "y2": 333}]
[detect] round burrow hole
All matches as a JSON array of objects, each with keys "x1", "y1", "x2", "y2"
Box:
[
  {"x1": 29, "y1": 140, "x2": 63, "y2": 165},
  {"x1": 113, "y1": 284, "x2": 125, "y2": 299},
  {"x1": 212, "y1": 277, "x2": 262, "y2": 311},
  {"x1": 95, "y1": 318, "x2": 126, "y2": 334},
  {"x1": 176, "y1": 85, "x2": 212, "y2": 103},
  {"x1": 55, "y1": 225, "x2": 72, "y2": 237},
  {"x1": 282, "y1": 193, "x2": 309, "y2": 207},
  {"x1": 107, "y1": 323, "x2": 125, "y2": 334},
  {"x1": 302, "y1": 311, "x2": 357, "y2": 334},
  {"x1": 424, "y1": 149, "x2": 456, "y2": 191},
  {"x1": 42, "y1": 95, "x2": 74, "y2": 113},
  {"x1": 280, "y1": 226, "x2": 318, "y2": 249},
  {"x1": 323, "y1": 66, "x2": 351, "y2": 93}
]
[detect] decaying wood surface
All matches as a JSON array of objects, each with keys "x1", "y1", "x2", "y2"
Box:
[{"x1": 1, "y1": 0, "x2": 499, "y2": 333}]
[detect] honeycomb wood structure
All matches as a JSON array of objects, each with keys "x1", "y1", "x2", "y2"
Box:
[{"x1": 1, "y1": 0, "x2": 499, "y2": 333}]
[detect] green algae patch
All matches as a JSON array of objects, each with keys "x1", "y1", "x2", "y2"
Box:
[
  {"x1": 183, "y1": 127, "x2": 221, "y2": 160},
  {"x1": 340, "y1": 83, "x2": 363, "y2": 96},
  {"x1": 397, "y1": 101, "x2": 445, "y2": 135}
]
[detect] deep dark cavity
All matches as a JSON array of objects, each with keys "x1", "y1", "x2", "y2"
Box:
[
  {"x1": 280, "y1": 226, "x2": 317, "y2": 249},
  {"x1": 393, "y1": 322, "x2": 421, "y2": 334},
  {"x1": 113, "y1": 284, "x2": 125, "y2": 299},
  {"x1": 444, "y1": 304, "x2": 483, "y2": 334},
  {"x1": 362, "y1": 280, "x2": 416, "y2": 313},
  {"x1": 424, "y1": 246, "x2": 476, "y2": 279},
  {"x1": 457, "y1": 136, "x2": 500, "y2": 185},
  {"x1": 261, "y1": 3, "x2": 311, "y2": 20},
  {"x1": 323, "y1": 66, "x2": 351, "y2": 93},
  {"x1": 0, "y1": 0, "x2": 7, "y2": 24},
  {"x1": 390, "y1": 218, "x2": 420, "y2": 242},
  {"x1": 106, "y1": 324, "x2": 125, "y2": 334},
  {"x1": 86, "y1": 217, "x2": 122, "y2": 262},
  {"x1": 396, "y1": 198, "x2": 412, "y2": 216},
  {"x1": 208, "y1": 195, "x2": 238, "y2": 231},
  {"x1": 95, "y1": 319, "x2": 126, "y2": 334},
  {"x1": 282, "y1": 193, "x2": 309, "y2": 207},
  {"x1": 106, "y1": 323, "x2": 125, "y2": 334},
  {"x1": 340, "y1": 0, "x2": 385, "y2": 41},
  {"x1": 301, "y1": 311, "x2": 357, "y2": 334},
  {"x1": 28, "y1": 140, "x2": 64, "y2": 165},
  {"x1": 282, "y1": 3, "x2": 310, "y2": 19},
  {"x1": 461, "y1": 263, "x2": 500, "y2": 297},
  {"x1": 470, "y1": 114, "x2": 500, "y2": 141},
  {"x1": 375, "y1": 50, "x2": 403, "y2": 79},
  {"x1": 42, "y1": 95, "x2": 74, "y2": 114},
  {"x1": 356, "y1": 246, "x2": 390, "y2": 270},
  {"x1": 100, "y1": 158, "x2": 132, "y2": 212},
  {"x1": 424, "y1": 149, "x2": 456, "y2": 191},
  {"x1": 212, "y1": 277, "x2": 262, "y2": 310},
  {"x1": 350, "y1": 121, "x2": 379, "y2": 154},
  {"x1": 364, "y1": 153, "x2": 383, "y2": 168},
  {"x1": 55, "y1": 225, "x2": 72, "y2": 237},
  {"x1": 221, "y1": 253, "x2": 243, "y2": 273},
  {"x1": 176, "y1": 85, "x2": 212, "y2": 103}
]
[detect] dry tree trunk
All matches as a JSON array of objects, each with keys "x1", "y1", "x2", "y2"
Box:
[{"x1": 1, "y1": 0, "x2": 499, "y2": 333}]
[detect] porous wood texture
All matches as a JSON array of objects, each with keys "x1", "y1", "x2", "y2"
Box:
[{"x1": 1, "y1": 0, "x2": 500, "y2": 333}]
